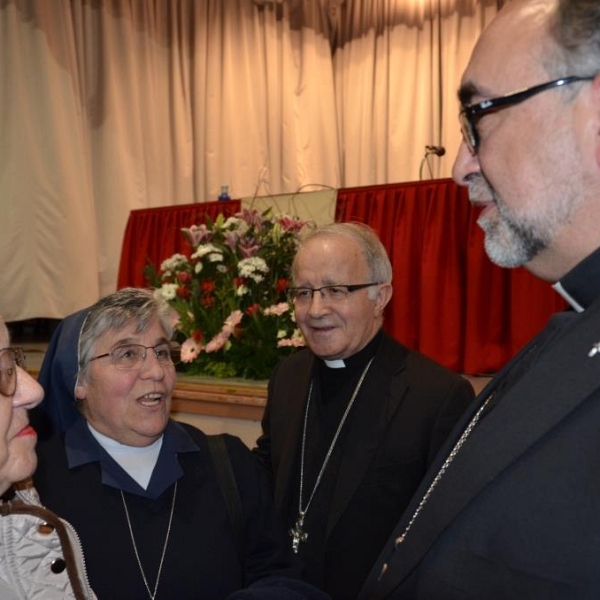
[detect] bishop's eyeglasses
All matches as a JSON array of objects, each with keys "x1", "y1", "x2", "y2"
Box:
[
  {"x1": 287, "y1": 283, "x2": 380, "y2": 305},
  {"x1": 459, "y1": 75, "x2": 595, "y2": 155},
  {"x1": 0, "y1": 347, "x2": 26, "y2": 397},
  {"x1": 89, "y1": 343, "x2": 181, "y2": 371}
]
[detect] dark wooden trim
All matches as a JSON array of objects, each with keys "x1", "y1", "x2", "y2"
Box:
[{"x1": 171, "y1": 376, "x2": 267, "y2": 421}]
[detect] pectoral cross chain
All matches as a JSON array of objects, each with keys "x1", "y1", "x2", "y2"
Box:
[
  {"x1": 291, "y1": 360, "x2": 375, "y2": 556},
  {"x1": 289, "y1": 512, "x2": 308, "y2": 554}
]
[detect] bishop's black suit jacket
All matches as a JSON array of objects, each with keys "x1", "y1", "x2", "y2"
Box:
[
  {"x1": 359, "y1": 301, "x2": 600, "y2": 600},
  {"x1": 253, "y1": 333, "x2": 475, "y2": 599}
]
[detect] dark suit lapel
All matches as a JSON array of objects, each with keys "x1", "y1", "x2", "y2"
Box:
[
  {"x1": 326, "y1": 337, "x2": 409, "y2": 537},
  {"x1": 372, "y1": 308, "x2": 600, "y2": 598},
  {"x1": 274, "y1": 353, "x2": 315, "y2": 512}
]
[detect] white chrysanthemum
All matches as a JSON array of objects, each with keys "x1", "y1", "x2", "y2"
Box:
[
  {"x1": 238, "y1": 256, "x2": 269, "y2": 277},
  {"x1": 236, "y1": 285, "x2": 249, "y2": 297},
  {"x1": 159, "y1": 283, "x2": 178, "y2": 300},
  {"x1": 217, "y1": 265, "x2": 228, "y2": 273},
  {"x1": 194, "y1": 262, "x2": 203, "y2": 274},
  {"x1": 208, "y1": 252, "x2": 224, "y2": 263},
  {"x1": 160, "y1": 253, "x2": 188, "y2": 272}
]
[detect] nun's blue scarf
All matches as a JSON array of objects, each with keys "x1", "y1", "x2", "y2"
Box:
[{"x1": 36, "y1": 308, "x2": 90, "y2": 433}]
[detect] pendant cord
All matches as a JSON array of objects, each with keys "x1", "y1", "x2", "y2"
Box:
[
  {"x1": 298, "y1": 356, "x2": 375, "y2": 522},
  {"x1": 376, "y1": 393, "x2": 494, "y2": 581},
  {"x1": 121, "y1": 480, "x2": 178, "y2": 600}
]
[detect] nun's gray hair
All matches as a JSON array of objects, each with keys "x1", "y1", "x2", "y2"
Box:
[{"x1": 77, "y1": 287, "x2": 175, "y2": 379}]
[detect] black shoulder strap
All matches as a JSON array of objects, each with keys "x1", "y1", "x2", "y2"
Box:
[{"x1": 206, "y1": 434, "x2": 244, "y2": 564}]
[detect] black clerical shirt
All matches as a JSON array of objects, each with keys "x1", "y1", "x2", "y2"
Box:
[
  {"x1": 482, "y1": 246, "x2": 600, "y2": 412},
  {"x1": 292, "y1": 329, "x2": 384, "y2": 588},
  {"x1": 556, "y1": 245, "x2": 600, "y2": 311}
]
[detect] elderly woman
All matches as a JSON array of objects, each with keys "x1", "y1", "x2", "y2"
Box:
[
  {"x1": 0, "y1": 315, "x2": 95, "y2": 599},
  {"x1": 33, "y1": 288, "x2": 326, "y2": 600}
]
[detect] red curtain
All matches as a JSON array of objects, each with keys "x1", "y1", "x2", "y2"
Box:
[
  {"x1": 117, "y1": 201, "x2": 241, "y2": 289},
  {"x1": 336, "y1": 180, "x2": 566, "y2": 374}
]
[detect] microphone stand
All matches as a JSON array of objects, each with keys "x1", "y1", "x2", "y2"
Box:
[
  {"x1": 419, "y1": 153, "x2": 435, "y2": 180},
  {"x1": 419, "y1": 146, "x2": 446, "y2": 180}
]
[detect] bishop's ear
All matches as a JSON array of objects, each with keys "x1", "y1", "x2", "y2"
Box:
[
  {"x1": 374, "y1": 283, "x2": 393, "y2": 316},
  {"x1": 75, "y1": 379, "x2": 87, "y2": 401}
]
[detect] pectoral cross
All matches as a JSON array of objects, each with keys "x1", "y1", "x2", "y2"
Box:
[{"x1": 289, "y1": 512, "x2": 308, "y2": 554}]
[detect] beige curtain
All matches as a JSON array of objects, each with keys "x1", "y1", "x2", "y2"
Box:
[
  {"x1": 332, "y1": 0, "x2": 504, "y2": 184},
  {"x1": 0, "y1": 0, "x2": 502, "y2": 321}
]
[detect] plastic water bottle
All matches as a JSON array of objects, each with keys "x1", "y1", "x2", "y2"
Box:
[{"x1": 218, "y1": 184, "x2": 231, "y2": 202}]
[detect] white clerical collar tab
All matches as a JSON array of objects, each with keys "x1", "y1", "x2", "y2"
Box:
[
  {"x1": 324, "y1": 359, "x2": 346, "y2": 369},
  {"x1": 552, "y1": 281, "x2": 585, "y2": 313}
]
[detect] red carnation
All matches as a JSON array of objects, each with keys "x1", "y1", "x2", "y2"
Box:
[
  {"x1": 246, "y1": 303, "x2": 260, "y2": 317},
  {"x1": 201, "y1": 280, "x2": 215, "y2": 293},
  {"x1": 177, "y1": 271, "x2": 192, "y2": 284},
  {"x1": 276, "y1": 278, "x2": 288, "y2": 294},
  {"x1": 201, "y1": 296, "x2": 215, "y2": 308}
]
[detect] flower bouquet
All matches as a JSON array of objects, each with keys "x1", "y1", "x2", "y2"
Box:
[{"x1": 147, "y1": 208, "x2": 309, "y2": 380}]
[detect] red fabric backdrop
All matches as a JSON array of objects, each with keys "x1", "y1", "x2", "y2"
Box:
[
  {"x1": 117, "y1": 201, "x2": 240, "y2": 290},
  {"x1": 118, "y1": 180, "x2": 566, "y2": 375}
]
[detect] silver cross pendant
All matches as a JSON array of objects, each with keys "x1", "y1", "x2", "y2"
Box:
[{"x1": 289, "y1": 512, "x2": 308, "y2": 554}]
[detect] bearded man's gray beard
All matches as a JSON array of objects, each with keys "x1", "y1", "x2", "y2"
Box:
[
  {"x1": 468, "y1": 176, "x2": 558, "y2": 269},
  {"x1": 478, "y1": 199, "x2": 549, "y2": 268}
]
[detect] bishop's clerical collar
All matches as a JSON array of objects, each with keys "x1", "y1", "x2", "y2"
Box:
[
  {"x1": 324, "y1": 359, "x2": 345, "y2": 368},
  {"x1": 322, "y1": 328, "x2": 383, "y2": 371},
  {"x1": 554, "y1": 245, "x2": 600, "y2": 312}
]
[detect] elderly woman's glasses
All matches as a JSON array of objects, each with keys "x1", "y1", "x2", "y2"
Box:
[
  {"x1": 459, "y1": 75, "x2": 595, "y2": 155},
  {"x1": 0, "y1": 347, "x2": 26, "y2": 397},
  {"x1": 287, "y1": 283, "x2": 379, "y2": 305},
  {"x1": 89, "y1": 343, "x2": 180, "y2": 371}
]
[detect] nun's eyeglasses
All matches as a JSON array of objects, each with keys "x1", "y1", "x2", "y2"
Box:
[{"x1": 89, "y1": 343, "x2": 180, "y2": 371}]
